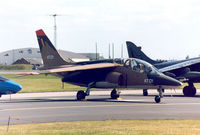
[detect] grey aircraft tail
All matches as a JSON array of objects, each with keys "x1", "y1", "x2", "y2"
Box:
[
  {"x1": 126, "y1": 41, "x2": 159, "y2": 64},
  {"x1": 36, "y1": 29, "x2": 70, "y2": 67}
]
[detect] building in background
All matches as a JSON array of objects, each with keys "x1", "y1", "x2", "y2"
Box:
[
  {"x1": 0, "y1": 48, "x2": 94, "y2": 65},
  {"x1": 79, "y1": 53, "x2": 104, "y2": 60}
]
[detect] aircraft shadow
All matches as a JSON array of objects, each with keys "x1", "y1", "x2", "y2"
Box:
[
  {"x1": 0, "y1": 97, "x2": 155, "y2": 104},
  {"x1": 0, "y1": 98, "x2": 77, "y2": 103},
  {"x1": 1, "y1": 93, "x2": 200, "y2": 104},
  {"x1": 122, "y1": 94, "x2": 200, "y2": 98}
]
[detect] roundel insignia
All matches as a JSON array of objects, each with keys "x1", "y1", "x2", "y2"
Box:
[{"x1": 47, "y1": 55, "x2": 55, "y2": 60}]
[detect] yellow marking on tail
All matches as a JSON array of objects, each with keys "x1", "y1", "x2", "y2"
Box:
[{"x1": 41, "y1": 39, "x2": 45, "y2": 47}]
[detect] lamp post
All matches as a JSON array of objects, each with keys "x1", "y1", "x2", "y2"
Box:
[{"x1": 50, "y1": 14, "x2": 58, "y2": 48}]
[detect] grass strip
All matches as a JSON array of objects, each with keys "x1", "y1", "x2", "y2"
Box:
[{"x1": 1, "y1": 120, "x2": 200, "y2": 135}]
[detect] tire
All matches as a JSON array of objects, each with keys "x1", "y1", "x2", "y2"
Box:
[
  {"x1": 111, "y1": 89, "x2": 119, "y2": 99},
  {"x1": 76, "y1": 90, "x2": 86, "y2": 100},
  {"x1": 183, "y1": 86, "x2": 196, "y2": 97},
  {"x1": 155, "y1": 96, "x2": 161, "y2": 103},
  {"x1": 183, "y1": 86, "x2": 190, "y2": 97},
  {"x1": 189, "y1": 87, "x2": 196, "y2": 97},
  {"x1": 143, "y1": 89, "x2": 148, "y2": 96}
]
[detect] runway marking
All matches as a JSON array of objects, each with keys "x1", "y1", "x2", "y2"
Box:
[
  {"x1": 117, "y1": 98, "x2": 123, "y2": 100},
  {"x1": 1, "y1": 102, "x2": 200, "y2": 112}
]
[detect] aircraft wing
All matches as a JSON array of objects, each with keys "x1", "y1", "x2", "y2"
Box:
[
  {"x1": 41, "y1": 63, "x2": 119, "y2": 74},
  {"x1": 159, "y1": 58, "x2": 200, "y2": 73},
  {"x1": 18, "y1": 63, "x2": 120, "y2": 75}
]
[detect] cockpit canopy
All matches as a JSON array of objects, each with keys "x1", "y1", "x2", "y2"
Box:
[
  {"x1": 0, "y1": 75, "x2": 8, "y2": 82},
  {"x1": 114, "y1": 58, "x2": 161, "y2": 74}
]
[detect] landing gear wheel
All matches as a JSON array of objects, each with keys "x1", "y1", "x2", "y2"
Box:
[
  {"x1": 77, "y1": 90, "x2": 86, "y2": 100},
  {"x1": 183, "y1": 86, "x2": 190, "y2": 97},
  {"x1": 162, "y1": 89, "x2": 165, "y2": 93},
  {"x1": 183, "y1": 86, "x2": 189, "y2": 96},
  {"x1": 155, "y1": 96, "x2": 161, "y2": 103},
  {"x1": 143, "y1": 89, "x2": 148, "y2": 96},
  {"x1": 190, "y1": 87, "x2": 196, "y2": 97},
  {"x1": 183, "y1": 86, "x2": 196, "y2": 97},
  {"x1": 111, "y1": 89, "x2": 120, "y2": 99}
]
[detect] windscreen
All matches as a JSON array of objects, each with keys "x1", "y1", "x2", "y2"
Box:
[
  {"x1": 134, "y1": 59, "x2": 161, "y2": 74},
  {"x1": 0, "y1": 76, "x2": 8, "y2": 82}
]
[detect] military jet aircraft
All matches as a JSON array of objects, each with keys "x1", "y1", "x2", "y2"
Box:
[
  {"x1": 34, "y1": 29, "x2": 182, "y2": 103},
  {"x1": 126, "y1": 41, "x2": 200, "y2": 97},
  {"x1": 0, "y1": 75, "x2": 22, "y2": 97}
]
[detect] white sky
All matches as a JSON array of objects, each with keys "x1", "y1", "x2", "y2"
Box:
[{"x1": 0, "y1": 0, "x2": 200, "y2": 60}]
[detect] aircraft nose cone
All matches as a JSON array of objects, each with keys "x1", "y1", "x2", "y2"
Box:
[
  {"x1": 15, "y1": 83, "x2": 22, "y2": 91},
  {"x1": 5, "y1": 80, "x2": 22, "y2": 93},
  {"x1": 152, "y1": 74, "x2": 182, "y2": 86},
  {"x1": 166, "y1": 76, "x2": 182, "y2": 86}
]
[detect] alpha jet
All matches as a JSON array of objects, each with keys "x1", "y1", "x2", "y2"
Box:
[
  {"x1": 0, "y1": 75, "x2": 22, "y2": 97},
  {"x1": 35, "y1": 29, "x2": 182, "y2": 103},
  {"x1": 126, "y1": 41, "x2": 200, "y2": 97}
]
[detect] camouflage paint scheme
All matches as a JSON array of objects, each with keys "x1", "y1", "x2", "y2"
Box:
[{"x1": 35, "y1": 29, "x2": 182, "y2": 102}]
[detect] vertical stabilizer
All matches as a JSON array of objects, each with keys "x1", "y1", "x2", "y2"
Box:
[
  {"x1": 36, "y1": 29, "x2": 69, "y2": 67},
  {"x1": 126, "y1": 41, "x2": 158, "y2": 64}
]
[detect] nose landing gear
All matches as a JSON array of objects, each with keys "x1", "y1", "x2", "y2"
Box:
[{"x1": 155, "y1": 86, "x2": 163, "y2": 103}]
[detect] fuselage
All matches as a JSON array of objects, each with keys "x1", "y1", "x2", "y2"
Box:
[
  {"x1": 54, "y1": 58, "x2": 182, "y2": 89},
  {"x1": 155, "y1": 57, "x2": 200, "y2": 82},
  {"x1": 154, "y1": 57, "x2": 200, "y2": 69}
]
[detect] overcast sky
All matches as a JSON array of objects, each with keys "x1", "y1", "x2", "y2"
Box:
[{"x1": 1, "y1": 0, "x2": 200, "y2": 60}]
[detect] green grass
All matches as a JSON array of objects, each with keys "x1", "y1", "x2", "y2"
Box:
[
  {"x1": 1, "y1": 120, "x2": 200, "y2": 135},
  {"x1": 3, "y1": 74, "x2": 109, "y2": 93},
  {"x1": 3, "y1": 74, "x2": 85, "y2": 93},
  {"x1": 0, "y1": 64, "x2": 33, "y2": 70}
]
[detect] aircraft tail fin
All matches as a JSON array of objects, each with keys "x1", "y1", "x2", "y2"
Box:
[
  {"x1": 126, "y1": 41, "x2": 158, "y2": 64},
  {"x1": 36, "y1": 29, "x2": 70, "y2": 67}
]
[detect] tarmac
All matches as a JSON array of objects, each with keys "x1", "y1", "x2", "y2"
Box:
[{"x1": 0, "y1": 89, "x2": 200, "y2": 125}]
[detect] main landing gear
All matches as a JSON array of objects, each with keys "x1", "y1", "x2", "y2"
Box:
[
  {"x1": 143, "y1": 89, "x2": 148, "y2": 96},
  {"x1": 155, "y1": 86, "x2": 163, "y2": 103},
  {"x1": 76, "y1": 82, "x2": 95, "y2": 101},
  {"x1": 110, "y1": 88, "x2": 120, "y2": 99},
  {"x1": 183, "y1": 82, "x2": 196, "y2": 97},
  {"x1": 76, "y1": 90, "x2": 86, "y2": 100},
  {"x1": 77, "y1": 87, "x2": 121, "y2": 100}
]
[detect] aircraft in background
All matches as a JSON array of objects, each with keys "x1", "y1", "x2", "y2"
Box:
[
  {"x1": 126, "y1": 41, "x2": 200, "y2": 97},
  {"x1": 0, "y1": 75, "x2": 22, "y2": 97},
  {"x1": 34, "y1": 29, "x2": 182, "y2": 103}
]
